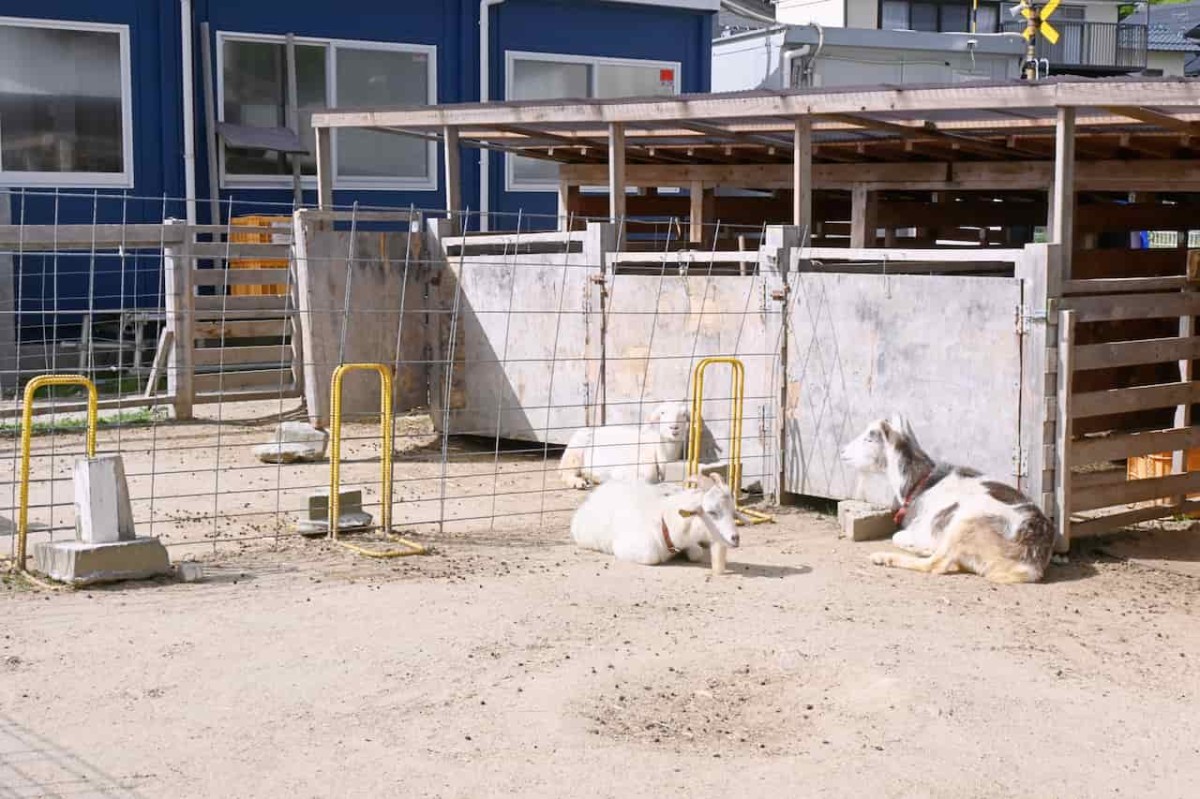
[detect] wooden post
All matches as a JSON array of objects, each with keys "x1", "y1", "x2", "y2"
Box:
[
  {"x1": 850, "y1": 185, "x2": 878, "y2": 249},
  {"x1": 443, "y1": 126, "x2": 462, "y2": 231},
  {"x1": 1051, "y1": 107, "x2": 1076, "y2": 278},
  {"x1": 763, "y1": 225, "x2": 802, "y2": 505},
  {"x1": 315, "y1": 126, "x2": 334, "y2": 211},
  {"x1": 689, "y1": 180, "x2": 705, "y2": 245},
  {"x1": 163, "y1": 219, "x2": 194, "y2": 420},
  {"x1": 1055, "y1": 309, "x2": 1076, "y2": 553},
  {"x1": 1174, "y1": 282, "x2": 1196, "y2": 502},
  {"x1": 793, "y1": 117, "x2": 812, "y2": 235},
  {"x1": 608, "y1": 123, "x2": 626, "y2": 227},
  {"x1": 557, "y1": 181, "x2": 572, "y2": 232}
]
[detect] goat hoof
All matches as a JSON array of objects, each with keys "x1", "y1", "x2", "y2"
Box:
[{"x1": 869, "y1": 552, "x2": 891, "y2": 567}]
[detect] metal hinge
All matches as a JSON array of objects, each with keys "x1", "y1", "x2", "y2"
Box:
[
  {"x1": 1011, "y1": 444, "x2": 1028, "y2": 478},
  {"x1": 1015, "y1": 305, "x2": 1048, "y2": 335}
]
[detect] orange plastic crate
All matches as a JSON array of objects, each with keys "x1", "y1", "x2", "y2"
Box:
[
  {"x1": 229, "y1": 214, "x2": 289, "y2": 296},
  {"x1": 1126, "y1": 449, "x2": 1200, "y2": 511}
]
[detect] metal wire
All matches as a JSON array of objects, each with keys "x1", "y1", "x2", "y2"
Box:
[{"x1": 0, "y1": 191, "x2": 788, "y2": 572}]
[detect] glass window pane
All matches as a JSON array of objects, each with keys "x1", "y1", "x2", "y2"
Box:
[
  {"x1": 594, "y1": 63, "x2": 677, "y2": 98},
  {"x1": 509, "y1": 59, "x2": 590, "y2": 186},
  {"x1": 941, "y1": 4, "x2": 969, "y2": 32},
  {"x1": 977, "y1": 4, "x2": 1000, "y2": 33},
  {"x1": 222, "y1": 40, "x2": 325, "y2": 176},
  {"x1": 881, "y1": 1, "x2": 910, "y2": 30},
  {"x1": 510, "y1": 59, "x2": 590, "y2": 101},
  {"x1": 911, "y1": 3, "x2": 938, "y2": 31},
  {"x1": 336, "y1": 48, "x2": 431, "y2": 179},
  {"x1": 0, "y1": 24, "x2": 124, "y2": 174}
]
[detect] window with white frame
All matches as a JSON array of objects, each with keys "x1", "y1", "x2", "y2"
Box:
[
  {"x1": 0, "y1": 17, "x2": 133, "y2": 187},
  {"x1": 219, "y1": 33, "x2": 436, "y2": 189},
  {"x1": 505, "y1": 52, "x2": 680, "y2": 192}
]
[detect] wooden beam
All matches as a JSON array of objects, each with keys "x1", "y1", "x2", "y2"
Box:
[
  {"x1": 1050, "y1": 108, "x2": 1076, "y2": 279},
  {"x1": 1104, "y1": 106, "x2": 1200, "y2": 135},
  {"x1": 679, "y1": 120, "x2": 793, "y2": 151},
  {"x1": 820, "y1": 113, "x2": 1036, "y2": 159},
  {"x1": 794, "y1": 117, "x2": 813, "y2": 232},
  {"x1": 315, "y1": 126, "x2": 333, "y2": 210},
  {"x1": 559, "y1": 159, "x2": 1200, "y2": 192},
  {"x1": 311, "y1": 81, "x2": 1200, "y2": 130},
  {"x1": 494, "y1": 124, "x2": 689, "y2": 164},
  {"x1": 609, "y1": 122, "x2": 626, "y2": 224}
]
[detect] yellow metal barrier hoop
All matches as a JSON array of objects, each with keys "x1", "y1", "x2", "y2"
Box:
[
  {"x1": 14, "y1": 375, "x2": 98, "y2": 571},
  {"x1": 328, "y1": 363, "x2": 426, "y2": 558},
  {"x1": 686, "y1": 357, "x2": 772, "y2": 525}
]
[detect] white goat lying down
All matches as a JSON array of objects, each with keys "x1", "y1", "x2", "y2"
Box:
[
  {"x1": 570, "y1": 473, "x2": 745, "y2": 565},
  {"x1": 558, "y1": 401, "x2": 690, "y2": 489},
  {"x1": 841, "y1": 414, "x2": 1055, "y2": 584}
]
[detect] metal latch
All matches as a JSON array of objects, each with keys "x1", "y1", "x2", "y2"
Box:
[{"x1": 1016, "y1": 305, "x2": 1048, "y2": 335}]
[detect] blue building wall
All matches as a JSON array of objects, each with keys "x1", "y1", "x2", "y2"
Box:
[
  {"x1": 0, "y1": 0, "x2": 714, "y2": 333},
  {"x1": 490, "y1": 0, "x2": 713, "y2": 227}
]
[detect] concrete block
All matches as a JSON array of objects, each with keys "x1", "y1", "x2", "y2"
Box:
[
  {"x1": 298, "y1": 488, "x2": 372, "y2": 536},
  {"x1": 34, "y1": 538, "x2": 171, "y2": 586},
  {"x1": 253, "y1": 422, "x2": 329, "y2": 464},
  {"x1": 178, "y1": 562, "x2": 204, "y2": 583},
  {"x1": 73, "y1": 455, "x2": 135, "y2": 544},
  {"x1": 660, "y1": 460, "x2": 729, "y2": 485},
  {"x1": 838, "y1": 500, "x2": 897, "y2": 542}
]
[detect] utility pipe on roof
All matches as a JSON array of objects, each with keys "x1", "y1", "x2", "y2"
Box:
[
  {"x1": 479, "y1": 0, "x2": 505, "y2": 232},
  {"x1": 782, "y1": 23, "x2": 823, "y2": 89},
  {"x1": 181, "y1": 0, "x2": 197, "y2": 224}
]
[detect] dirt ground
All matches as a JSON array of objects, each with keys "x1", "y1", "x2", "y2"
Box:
[{"x1": 3, "y1": 490, "x2": 1200, "y2": 797}]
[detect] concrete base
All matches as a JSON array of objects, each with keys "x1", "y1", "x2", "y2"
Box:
[
  {"x1": 299, "y1": 488, "x2": 373, "y2": 537},
  {"x1": 33, "y1": 537, "x2": 171, "y2": 586},
  {"x1": 660, "y1": 460, "x2": 729, "y2": 484},
  {"x1": 838, "y1": 500, "x2": 897, "y2": 542},
  {"x1": 253, "y1": 422, "x2": 329, "y2": 464}
]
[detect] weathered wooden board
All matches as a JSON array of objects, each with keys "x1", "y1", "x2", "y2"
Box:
[
  {"x1": 784, "y1": 272, "x2": 1023, "y2": 505},
  {"x1": 294, "y1": 229, "x2": 428, "y2": 427},
  {"x1": 434, "y1": 248, "x2": 595, "y2": 445},
  {"x1": 602, "y1": 272, "x2": 781, "y2": 492}
]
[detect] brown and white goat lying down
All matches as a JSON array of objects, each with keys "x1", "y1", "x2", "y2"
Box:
[{"x1": 841, "y1": 415, "x2": 1054, "y2": 584}]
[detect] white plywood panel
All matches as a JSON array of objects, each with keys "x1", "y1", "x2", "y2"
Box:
[
  {"x1": 604, "y1": 272, "x2": 782, "y2": 492},
  {"x1": 785, "y1": 272, "x2": 1023, "y2": 504}
]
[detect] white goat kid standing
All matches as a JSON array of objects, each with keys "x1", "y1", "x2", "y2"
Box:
[
  {"x1": 558, "y1": 401, "x2": 690, "y2": 489},
  {"x1": 570, "y1": 474, "x2": 745, "y2": 565},
  {"x1": 840, "y1": 414, "x2": 1055, "y2": 584}
]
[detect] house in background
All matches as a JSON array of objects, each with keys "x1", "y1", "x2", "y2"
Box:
[
  {"x1": 0, "y1": 0, "x2": 718, "y2": 363},
  {"x1": 714, "y1": 0, "x2": 1157, "y2": 86},
  {"x1": 0, "y1": 0, "x2": 718, "y2": 228},
  {"x1": 1121, "y1": 1, "x2": 1200, "y2": 75},
  {"x1": 714, "y1": 0, "x2": 1024, "y2": 90}
]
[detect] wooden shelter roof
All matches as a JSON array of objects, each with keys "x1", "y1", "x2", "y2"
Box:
[{"x1": 311, "y1": 77, "x2": 1200, "y2": 168}]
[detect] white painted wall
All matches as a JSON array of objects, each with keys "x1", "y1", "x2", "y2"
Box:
[
  {"x1": 774, "y1": 0, "x2": 877, "y2": 27},
  {"x1": 774, "y1": 0, "x2": 845, "y2": 27},
  {"x1": 1147, "y1": 49, "x2": 1189, "y2": 76}
]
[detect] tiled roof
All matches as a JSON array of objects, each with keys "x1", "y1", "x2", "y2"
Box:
[{"x1": 1149, "y1": 23, "x2": 1200, "y2": 51}]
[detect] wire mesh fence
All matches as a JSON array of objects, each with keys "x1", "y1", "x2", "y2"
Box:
[{"x1": 0, "y1": 189, "x2": 789, "y2": 564}]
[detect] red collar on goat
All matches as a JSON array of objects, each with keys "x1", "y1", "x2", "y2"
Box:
[
  {"x1": 660, "y1": 517, "x2": 678, "y2": 555},
  {"x1": 894, "y1": 471, "x2": 932, "y2": 526}
]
